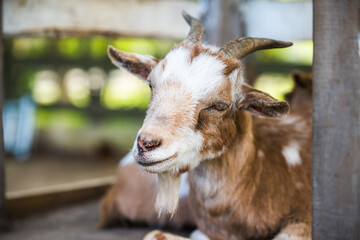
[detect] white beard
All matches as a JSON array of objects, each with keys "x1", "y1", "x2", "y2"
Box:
[{"x1": 155, "y1": 172, "x2": 181, "y2": 217}]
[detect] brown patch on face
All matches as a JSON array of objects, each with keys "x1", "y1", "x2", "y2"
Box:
[
  {"x1": 170, "y1": 42, "x2": 187, "y2": 51},
  {"x1": 196, "y1": 78, "x2": 237, "y2": 156},
  {"x1": 161, "y1": 60, "x2": 167, "y2": 71},
  {"x1": 189, "y1": 44, "x2": 201, "y2": 62},
  {"x1": 222, "y1": 58, "x2": 239, "y2": 76}
]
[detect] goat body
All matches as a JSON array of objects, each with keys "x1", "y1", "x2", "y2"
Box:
[
  {"x1": 189, "y1": 109, "x2": 312, "y2": 239},
  {"x1": 107, "y1": 11, "x2": 312, "y2": 240}
]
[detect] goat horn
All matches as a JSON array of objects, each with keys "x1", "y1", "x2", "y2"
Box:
[
  {"x1": 220, "y1": 37, "x2": 293, "y2": 60},
  {"x1": 182, "y1": 10, "x2": 204, "y2": 44}
]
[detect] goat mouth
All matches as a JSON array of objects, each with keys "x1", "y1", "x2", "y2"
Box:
[{"x1": 137, "y1": 153, "x2": 177, "y2": 167}]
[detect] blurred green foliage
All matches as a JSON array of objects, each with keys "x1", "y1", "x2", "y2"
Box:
[
  {"x1": 89, "y1": 37, "x2": 108, "y2": 59},
  {"x1": 36, "y1": 108, "x2": 90, "y2": 130},
  {"x1": 57, "y1": 38, "x2": 87, "y2": 60},
  {"x1": 254, "y1": 41, "x2": 313, "y2": 65},
  {"x1": 254, "y1": 73, "x2": 294, "y2": 100},
  {"x1": 5, "y1": 36, "x2": 312, "y2": 134},
  {"x1": 101, "y1": 78, "x2": 151, "y2": 110},
  {"x1": 5, "y1": 37, "x2": 178, "y2": 110},
  {"x1": 8, "y1": 37, "x2": 176, "y2": 61},
  {"x1": 12, "y1": 38, "x2": 51, "y2": 60}
]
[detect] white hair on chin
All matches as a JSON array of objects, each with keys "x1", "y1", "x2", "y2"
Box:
[{"x1": 155, "y1": 172, "x2": 181, "y2": 217}]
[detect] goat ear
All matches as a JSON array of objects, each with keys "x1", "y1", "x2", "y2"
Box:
[
  {"x1": 108, "y1": 45, "x2": 160, "y2": 80},
  {"x1": 236, "y1": 84, "x2": 290, "y2": 118}
]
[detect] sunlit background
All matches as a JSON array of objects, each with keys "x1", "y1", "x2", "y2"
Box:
[{"x1": 3, "y1": 36, "x2": 312, "y2": 192}]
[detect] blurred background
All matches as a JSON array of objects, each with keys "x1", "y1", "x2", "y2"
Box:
[
  {"x1": 4, "y1": 37, "x2": 173, "y2": 192},
  {"x1": 1, "y1": 0, "x2": 312, "y2": 239},
  {"x1": 4, "y1": 35, "x2": 312, "y2": 192}
]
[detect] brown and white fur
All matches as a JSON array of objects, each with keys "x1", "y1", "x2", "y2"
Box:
[
  {"x1": 107, "y1": 13, "x2": 312, "y2": 240},
  {"x1": 99, "y1": 71, "x2": 312, "y2": 232}
]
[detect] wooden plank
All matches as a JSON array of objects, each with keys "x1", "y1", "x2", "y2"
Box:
[
  {"x1": 6, "y1": 176, "x2": 116, "y2": 219},
  {"x1": 3, "y1": 0, "x2": 200, "y2": 39},
  {"x1": 0, "y1": 0, "x2": 10, "y2": 232},
  {"x1": 200, "y1": 0, "x2": 245, "y2": 46},
  {"x1": 3, "y1": 0, "x2": 312, "y2": 40},
  {"x1": 312, "y1": 0, "x2": 360, "y2": 239}
]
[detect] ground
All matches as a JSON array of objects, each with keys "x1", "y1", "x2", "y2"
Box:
[
  {"x1": 1, "y1": 200, "x2": 154, "y2": 240},
  {"x1": 3, "y1": 155, "x2": 160, "y2": 240}
]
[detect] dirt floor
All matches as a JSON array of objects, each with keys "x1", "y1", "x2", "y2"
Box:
[
  {"x1": 0, "y1": 200, "x2": 165, "y2": 240},
  {"x1": 3, "y1": 154, "x2": 165, "y2": 239}
]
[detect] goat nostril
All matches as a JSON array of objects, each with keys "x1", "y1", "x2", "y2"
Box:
[
  {"x1": 137, "y1": 138, "x2": 145, "y2": 152},
  {"x1": 137, "y1": 137, "x2": 161, "y2": 152},
  {"x1": 144, "y1": 139, "x2": 160, "y2": 148}
]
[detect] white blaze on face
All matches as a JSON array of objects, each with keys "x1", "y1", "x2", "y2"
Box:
[
  {"x1": 156, "y1": 46, "x2": 227, "y2": 100},
  {"x1": 282, "y1": 142, "x2": 301, "y2": 167}
]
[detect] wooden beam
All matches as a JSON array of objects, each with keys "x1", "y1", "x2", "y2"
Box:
[
  {"x1": 312, "y1": 0, "x2": 360, "y2": 239},
  {"x1": 3, "y1": 0, "x2": 200, "y2": 39},
  {"x1": 200, "y1": 0, "x2": 245, "y2": 46},
  {"x1": 6, "y1": 176, "x2": 116, "y2": 219},
  {"x1": 3, "y1": 0, "x2": 312, "y2": 40}
]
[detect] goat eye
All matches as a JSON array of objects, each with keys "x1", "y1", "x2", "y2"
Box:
[
  {"x1": 149, "y1": 84, "x2": 153, "y2": 90},
  {"x1": 209, "y1": 102, "x2": 229, "y2": 111}
]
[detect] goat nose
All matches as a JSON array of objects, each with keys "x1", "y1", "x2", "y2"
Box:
[{"x1": 137, "y1": 137, "x2": 161, "y2": 152}]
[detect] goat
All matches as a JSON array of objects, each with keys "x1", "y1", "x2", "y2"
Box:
[
  {"x1": 107, "y1": 11, "x2": 312, "y2": 240},
  {"x1": 285, "y1": 70, "x2": 313, "y2": 109},
  {"x1": 98, "y1": 70, "x2": 312, "y2": 231},
  {"x1": 98, "y1": 74, "x2": 311, "y2": 233}
]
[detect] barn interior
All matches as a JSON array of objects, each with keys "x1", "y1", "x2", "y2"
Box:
[{"x1": 5, "y1": 0, "x2": 357, "y2": 239}]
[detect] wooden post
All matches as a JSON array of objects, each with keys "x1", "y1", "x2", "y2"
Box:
[
  {"x1": 200, "y1": 0, "x2": 245, "y2": 46},
  {"x1": 200, "y1": 0, "x2": 255, "y2": 84},
  {"x1": 313, "y1": 0, "x2": 360, "y2": 239},
  {"x1": 0, "y1": 0, "x2": 9, "y2": 231}
]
